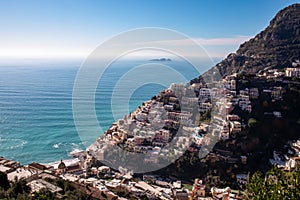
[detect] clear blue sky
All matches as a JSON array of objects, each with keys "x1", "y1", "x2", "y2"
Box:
[{"x1": 0, "y1": 0, "x2": 298, "y2": 59}]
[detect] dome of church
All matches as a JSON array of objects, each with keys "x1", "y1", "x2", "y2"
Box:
[{"x1": 58, "y1": 160, "x2": 66, "y2": 169}]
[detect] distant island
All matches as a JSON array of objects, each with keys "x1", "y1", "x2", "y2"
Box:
[
  {"x1": 149, "y1": 58, "x2": 172, "y2": 62},
  {"x1": 0, "y1": 3, "x2": 300, "y2": 200}
]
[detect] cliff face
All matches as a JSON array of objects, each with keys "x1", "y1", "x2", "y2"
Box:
[
  {"x1": 85, "y1": 4, "x2": 300, "y2": 183},
  {"x1": 194, "y1": 3, "x2": 300, "y2": 81}
]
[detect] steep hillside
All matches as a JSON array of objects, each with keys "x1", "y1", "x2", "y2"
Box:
[{"x1": 192, "y1": 3, "x2": 300, "y2": 83}]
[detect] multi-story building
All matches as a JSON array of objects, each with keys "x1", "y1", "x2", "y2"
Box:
[
  {"x1": 249, "y1": 88, "x2": 259, "y2": 99},
  {"x1": 285, "y1": 67, "x2": 300, "y2": 78},
  {"x1": 230, "y1": 121, "x2": 242, "y2": 134}
]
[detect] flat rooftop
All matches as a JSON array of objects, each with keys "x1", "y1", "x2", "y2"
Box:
[
  {"x1": 0, "y1": 165, "x2": 11, "y2": 173},
  {"x1": 7, "y1": 168, "x2": 33, "y2": 181}
]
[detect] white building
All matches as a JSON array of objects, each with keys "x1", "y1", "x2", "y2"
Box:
[
  {"x1": 199, "y1": 88, "x2": 211, "y2": 100},
  {"x1": 285, "y1": 67, "x2": 300, "y2": 78},
  {"x1": 236, "y1": 174, "x2": 248, "y2": 185},
  {"x1": 249, "y1": 88, "x2": 259, "y2": 99},
  {"x1": 230, "y1": 121, "x2": 241, "y2": 134}
]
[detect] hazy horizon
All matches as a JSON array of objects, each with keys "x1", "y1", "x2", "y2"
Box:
[{"x1": 0, "y1": 0, "x2": 298, "y2": 62}]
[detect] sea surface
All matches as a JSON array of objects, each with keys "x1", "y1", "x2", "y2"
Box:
[{"x1": 0, "y1": 59, "x2": 209, "y2": 164}]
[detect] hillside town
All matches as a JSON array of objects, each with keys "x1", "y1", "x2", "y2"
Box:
[{"x1": 1, "y1": 65, "x2": 299, "y2": 200}]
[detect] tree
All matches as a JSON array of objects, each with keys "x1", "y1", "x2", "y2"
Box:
[
  {"x1": 246, "y1": 171, "x2": 267, "y2": 199},
  {"x1": 32, "y1": 189, "x2": 55, "y2": 200},
  {"x1": 200, "y1": 110, "x2": 211, "y2": 122},
  {"x1": 8, "y1": 179, "x2": 31, "y2": 199},
  {"x1": 247, "y1": 118, "x2": 258, "y2": 128},
  {"x1": 246, "y1": 166, "x2": 300, "y2": 199},
  {"x1": 292, "y1": 76, "x2": 298, "y2": 82},
  {"x1": 0, "y1": 172, "x2": 10, "y2": 190}
]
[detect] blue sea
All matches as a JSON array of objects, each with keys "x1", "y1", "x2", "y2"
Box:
[{"x1": 0, "y1": 59, "x2": 210, "y2": 164}]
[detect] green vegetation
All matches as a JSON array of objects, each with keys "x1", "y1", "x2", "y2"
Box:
[
  {"x1": 0, "y1": 178, "x2": 30, "y2": 200},
  {"x1": 183, "y1": 184, "x2": 193, "y2": 191},
  {"x1": 266, "y1": 78, "x2": 274, "y2": 83},
  {"x1": 246, "y1": 166, "x2": 300, "y2": 199},
  {"x1": 200, "y1": 110, "x2": 211, "y2": 122},
  {"x1": 189, "y1": 4, "x2": 300, "y2": 80},
  {"x1": 32, "y1": 189, "x2": 55, "y2": 200},
  {"x1": 0, "y1": 172, "x2": 10, "y2": 190},
  {"x1": 0, "y1": 177, "x2": 89, "y2": 200},
  {"x1": 110, "y1": 186, "x2": 131, "y2": 198},
  {"x1": 292, "y1": 77, "x2": 298, "y2": 82},
  {"x1": 247, "y1": 118, "x2": 258, "y2": 128}
]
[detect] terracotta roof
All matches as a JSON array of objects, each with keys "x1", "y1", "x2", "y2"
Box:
[
  {"x1": 66, "y1": 165, "x2": 81, "y2": 172},
  {"x1": 58, "y1": 160, "x2": 66, "y2": 169},
  {"x1": 29, "y1": 162, "x2": 47, "y2": 170}
]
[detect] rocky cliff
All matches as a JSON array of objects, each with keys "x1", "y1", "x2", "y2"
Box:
[{"x1": 192, "y1": 3, "x2": 300, "y2": 84}]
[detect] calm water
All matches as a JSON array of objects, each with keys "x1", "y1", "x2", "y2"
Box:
[{"x1": 0, "y1": 59, "x2": 203, "y2": 164}]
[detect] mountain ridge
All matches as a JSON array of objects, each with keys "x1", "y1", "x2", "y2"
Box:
[{"x1": 192, "y1": 3, "x2": 300, "y2": 84}]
